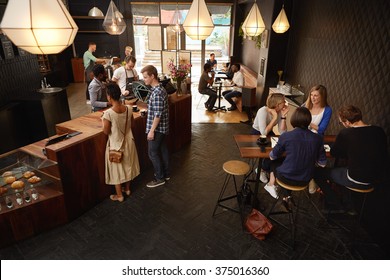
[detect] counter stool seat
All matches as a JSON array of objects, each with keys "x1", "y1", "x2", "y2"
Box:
[
  {"x1": 267, "y1": 178, "x2": 315, "y2": 249},
  {"x1": 345, "y1": 186, "x2": 374, "y2": 223},
  {"x1": 213, "y1": 160, "x2": 250, "y2": 221}
]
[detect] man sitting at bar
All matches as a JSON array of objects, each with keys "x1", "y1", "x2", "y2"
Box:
[
  {"x1": 222, "y1": 63, "x2": 244, "y2": 111},
  {"x1": 198, "y1": 63, "x2": 218, "y2": 112},
  {"x1": 314, "y1": 105, "x2": 388, "y2": 213},
  {"x1": 88, "y1": 64, "x2": 111, "y2": 112}
]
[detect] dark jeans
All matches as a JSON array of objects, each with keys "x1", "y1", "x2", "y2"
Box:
[
  {"x1": 200, "y1": 88, "x2": 217, "y2": 110},
  {"x1": 222, "y1": 90, "x2": 241, "y2": 107},
  {"x1": 314, "y1": 167, "x2": 371, "y2": 206},
  {"x1": 148, "y1": 131, "x2": 169, "y2": 180}
]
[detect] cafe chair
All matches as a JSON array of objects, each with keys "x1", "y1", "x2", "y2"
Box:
[
  {"x1": 267, "y1": 178, "x2": 323, "y2": 249},
  {"x1": 212, "y1": 160, "x2": 250, "y2": 222}
]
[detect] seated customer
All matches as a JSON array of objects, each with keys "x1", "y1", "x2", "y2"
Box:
[
  {"x1": 198, "y1": 63, "x2": 218, "y2": 112},
  {"x1": 314, "y1": 105, "x2": 388, "y2": 212},
  {"x1": 89, "y1": 64, "x2": 111, "y2": 112},
  {"x1": 206, "y1": 52, "x2": 217, "y2": 69},
  {"x1": 264, "y1": 107, "x2": 327, "y2": 199},
  {"x1": 222, "y1": 64, "x2": 244, "y2": 111}
]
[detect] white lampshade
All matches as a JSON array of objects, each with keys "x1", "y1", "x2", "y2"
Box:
[
  {"x1": 88, "y1": 7, "x2": 104, "y2": 17},
  {"x1": 183, "y1": 0, "x2": 214, "y2": 40},
  {"x1": 242, "y1": 1, "x2": 265, "y2": 37},
  {"x1": 272, "y1": 6, "x2": 290, "y2": 33},
  {"x1": 0, "y1": 0, "x2": 78, "y2": 54},
  {"x1": 103, "y1": 1, "x2": 126, "y2": 35}
]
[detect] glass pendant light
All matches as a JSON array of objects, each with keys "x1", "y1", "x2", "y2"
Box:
[
  {"x1": 169, "y1": 2, "x2": 183, "y2": 34},
  {"x1": 0, "y1": 0, "x2": 78, "y2": 54},
  {"x1": 102, "y1": 1, "x2": 126, "y2": 35},
  {"x1": 88, "y1": 7, "x2": 104, "y2": 17},
  {"x1": 242, "y1": 0, "x2": 265, "y2": 37},
  {"x1": 183, "y1": 0, "x2": 214, "y2": 40},
  {"x1": 272, "y1": 5, "x2": 290, "y2": 33}
]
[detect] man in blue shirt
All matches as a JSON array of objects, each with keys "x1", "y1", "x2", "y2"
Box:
[{"x1": 141, "y1": 65, "x2": 170, "y2": 188}]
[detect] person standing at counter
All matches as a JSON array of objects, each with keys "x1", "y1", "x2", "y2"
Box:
[
  {"x1": 102, "y1": 83, "x2": 140, "y2": 202},
  {"x1": 89, "y1": 64, "x2": 111, "y2": 112},
  {"x1": 303, "y1": 85, "x2": 332, "y2": 135},
  {"x1": 83, "y1": 42, "x2": 105, "y2": 100},
  {"x1": 112, "y1": 56, "x2": 139, "y2": 98},
  {"x1": 141, "y1": 65, "x2": 170, "y2": 188}
]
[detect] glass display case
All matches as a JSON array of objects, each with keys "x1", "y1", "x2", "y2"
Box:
[{"x1": 0, "y1": 150, "x2": 63, "y2": 214}]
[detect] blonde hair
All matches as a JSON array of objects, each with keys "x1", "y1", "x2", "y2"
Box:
[
  {"x1": 125, "y1": 46, "x2": 133, "y2": 52},
  {"x1": 305, "y1": 85, "x2": 328, "y2": 109},
  {"x1": 266, "y1": 93, "x2": 285, "y2": 109}
]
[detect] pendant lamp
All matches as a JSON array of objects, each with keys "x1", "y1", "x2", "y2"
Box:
[
  {"x1": 88, "y1": 7, "x2": 104, "y2": 17},
  {"x1": 102, "y1": 1, "x2": 126, "y2": 35},
  {"x1": 242, "y1": 0, "x2": 265, "y2": 37},
  {"x1": 169, "y1": 3, "x2": 183, "y2": 34},
  {"x1": 183, "y1": 0, "x2": 214, "y2": 40},
  {"x1": 272, "y1": 5, "x2": 290, "y2": 33},
  {"x1": 0, "y1": 0, "x2": 78, "y2": 54}
]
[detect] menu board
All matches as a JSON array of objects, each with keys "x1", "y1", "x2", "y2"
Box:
[{"x1": 0, "y1": 36, "x2": 15, "y2": 60}]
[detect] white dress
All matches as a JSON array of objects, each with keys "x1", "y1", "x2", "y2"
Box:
[{"x1": 103, "y1": 106, "x2": 140, "y2": 185}]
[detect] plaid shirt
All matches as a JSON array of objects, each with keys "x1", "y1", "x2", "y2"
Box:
[{"x1": 146, "y1": 84, "x2": 169, "y2": 134}]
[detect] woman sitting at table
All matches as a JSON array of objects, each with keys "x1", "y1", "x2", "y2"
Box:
[
  {"x1": 251, "y1": 93, "x2": 289, "y2": 183},
  {"x1": 264, "y1": 107, "x2": 327, "y2": 201},
  {"x1": 302, "y1": 85, "x2": 332, "y2": 135}
]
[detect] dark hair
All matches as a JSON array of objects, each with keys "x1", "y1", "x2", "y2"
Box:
[
  {"x1": 106, "y1": 82, "x2": 121, "y2": 101},
  {"x1": 92, "y1": 64, "x2": 105, "y2": 77},
  {"x1": 233, "y1": 63, "x2": 241, "y2": 71},
  {"x1": 124, "y1": 55, "x2": 136, "y2": 64},
  {"x1": 338, "y1": 105, "x2": 362, "y2": 123},
  {"x1": 203, "y1": 63, "x2": 212, "y2": 72},
  {"x1": 290, "y1": 107, "x2": 312, "y2": 129},
  {"x1": 141, "y1": 65, "x2": 158, "y2": 79}
]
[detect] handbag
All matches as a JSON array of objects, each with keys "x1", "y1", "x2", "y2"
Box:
[
  {"x1": 244, "y1": 208, "x2": 273, "y2": 240},
  {"x1": 108, "y1": 107, "x2": 128, "y2": 163}
]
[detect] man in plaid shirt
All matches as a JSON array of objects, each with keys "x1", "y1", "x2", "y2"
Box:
[{"x1": 141, "y1": 65, "x2": 170, "y2": 188}]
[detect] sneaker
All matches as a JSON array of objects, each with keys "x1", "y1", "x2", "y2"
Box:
[
  {"x1": 146, "y1": 179, "x2": 165, "y2": 188},
  {"x1": 165, "y1": 177, "x2": 170, "y2": 181},
  {"x1": 308, "y1": 179, "x2": 317, "y2": 194},
  {"x1": 264, "y1": 184, "x2": 279, "y2": 199},
  {"x1": 260, "y1": 170, "x2": 269, "y2": 183}
]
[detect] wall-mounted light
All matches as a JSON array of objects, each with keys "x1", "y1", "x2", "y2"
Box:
[
  {"x1": 102, "y1": 1, "x2": 126, "y2": 35},
  {"x1": 183, "y1": 0, "x2": 214, "y2": 40},
  {"x1": 272, "y1": 5, "x2": 290, "y2": 33},
  {"x1": 0, "y1": 0, "x2": 78, "y2": 54},
  {"x1": 242, "y1": 0, "x2": 265, "y2": 37}
]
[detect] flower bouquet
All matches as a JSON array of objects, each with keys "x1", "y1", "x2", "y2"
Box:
[{"x1": 167, "y1": 59, "x2": 191, "y2": 95}]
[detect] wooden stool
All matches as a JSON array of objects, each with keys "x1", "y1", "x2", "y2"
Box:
[
  {"x1": 267, "y1": 178, "x2": 311, "y2": 249},
  {"x1": 345, "y1": 186, "x2": 374, "y2": 223},
  {"x1": 212, "y1": 160, "x2": 250, "y2": 218}
]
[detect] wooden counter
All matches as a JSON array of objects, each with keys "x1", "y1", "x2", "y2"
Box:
[{"x1": 10, "y1": 93, "x2": 192, "y2": 223}]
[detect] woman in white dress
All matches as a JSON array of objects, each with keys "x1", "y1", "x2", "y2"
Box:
[{"x1": 102, "y1": 83, "x2": 140, "y2": 202}]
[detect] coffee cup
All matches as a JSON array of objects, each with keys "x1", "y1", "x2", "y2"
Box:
[
  {"x1": 140, "y1": 109, "x2": 147, "y2": 117},
  {"x1": 259, "y1": 135, "x2": 267, "y2": 143},
  {"x1": 132, "y1": 105, "x2": 138, "y2": 112}
]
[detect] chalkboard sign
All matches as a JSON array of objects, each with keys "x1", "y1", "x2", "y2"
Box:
[{"x1": 0, "y1": 36, "x2": 15, "y2": 59}]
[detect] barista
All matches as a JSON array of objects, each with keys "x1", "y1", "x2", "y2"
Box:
[
  {"x1": 83, "y1": 42, "x2": 105, "y2": 100},
  {"x1": 112, "y1": 55, "x2": 139, "y2": 99}
]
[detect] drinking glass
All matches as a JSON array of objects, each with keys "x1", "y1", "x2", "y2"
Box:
[
  {"x1": 15, "y1": 193, "x2": 23, "y2": 205},
  {"x1": 24, "y1": 190, "x2": 31, "y2": 203},
  {"x1": 31, "y1": 188, "x2": 39, "y2": 200},
  {"x1": 5, "y1": 196, "x2": 14, "y2": 209}
]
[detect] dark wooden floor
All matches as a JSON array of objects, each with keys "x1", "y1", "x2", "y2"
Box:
[{"x1": 0, "y1": 123, "x2": 389, "y2": 259}]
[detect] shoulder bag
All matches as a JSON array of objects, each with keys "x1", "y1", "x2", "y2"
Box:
[
  {"x1": 109, "y1": 107, "x2": 128, "y2": 163},
  {"x1": 244, "y1": 208, "x2": 273, "y2": 240}
]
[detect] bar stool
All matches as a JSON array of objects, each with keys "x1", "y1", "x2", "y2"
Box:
[
  {"x1": 345, "y1": 186, "x2": 374, "y2": 223},
  {"x1": 267, "y1": 178, "x2": 318, "y2": 249},
  {"x1": 212, "y1": 160, "x2": 250, "y2": 219}
]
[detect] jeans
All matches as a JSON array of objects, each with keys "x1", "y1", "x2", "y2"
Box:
[
  {"x1": 314, "y1": 167, "x2": 370, "y2": 206},
  {"x1": 200, "y1": 88, "x2": 217, "y2": 110},
  {"x1": 222, "y1": 90, "x2": 241, "y2": 107},
  {"x1": 148, "y1": 131, "x2": 169, "y2": 180}
]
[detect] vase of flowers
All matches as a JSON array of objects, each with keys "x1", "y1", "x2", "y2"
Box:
[{"x1": 167, "y1": 59, "x2": 191, "y2": 96}]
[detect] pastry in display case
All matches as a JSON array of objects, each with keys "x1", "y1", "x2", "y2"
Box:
[{"x1": 0, "y1": 150, "x2": 63, "y2": 213}]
